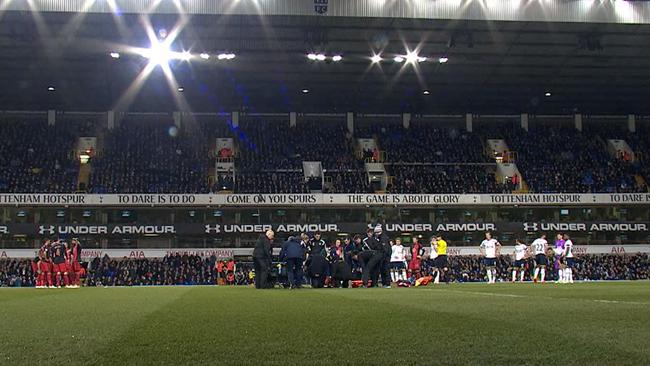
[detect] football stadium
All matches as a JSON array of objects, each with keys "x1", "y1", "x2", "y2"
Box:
[{"x1": 1, "y1": 0, "x2": 650, "y2": 365}]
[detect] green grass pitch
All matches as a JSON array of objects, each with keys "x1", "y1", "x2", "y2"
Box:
[{"x1": 2, "y1": 282, "x2": 650, "y2": 366}]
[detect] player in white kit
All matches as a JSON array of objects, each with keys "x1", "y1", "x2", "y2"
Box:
[
  {"x1": 563, "y1": 234, "x2": 575, "y2": 283},
  {"x1": 429, "y1": 236, "x2": 439, "y2": 281},
  {"x1": 479, "y1": 232, "x2": 501, "y2": 284},
  {"x1": 512, "y1": 239, "x2": 528, "y2": 283},
  {"x1": 390, "y1": 237, "x2": 407, "y2": 282},
  {"x1": 531, "y1": 234, "x2": 549, "y2": 283}
]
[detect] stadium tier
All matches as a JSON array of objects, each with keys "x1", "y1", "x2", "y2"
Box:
[{"x1": 2, "y1": 115, "x2": 649, "y2": 195}]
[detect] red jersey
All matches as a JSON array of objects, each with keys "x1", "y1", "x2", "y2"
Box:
[{"x1": 70, "y1": 243, "x2": 82, "y2": 263}]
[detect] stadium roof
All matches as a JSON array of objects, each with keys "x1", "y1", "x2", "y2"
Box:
[{"x1": 1, "y1": 4, "x2": 650, "y2": 115}]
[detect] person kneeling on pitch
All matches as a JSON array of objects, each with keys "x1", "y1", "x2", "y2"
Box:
[
  {"x1": 280, "y1": 234, "x2": 306, "y2": 289},
  {"x1": 307, "y1": 249, "x2": 329, "y2": 288}
]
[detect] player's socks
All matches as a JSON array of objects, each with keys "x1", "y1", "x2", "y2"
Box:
[
  {"x1": 533, "y1": 267, "x2": 539, "y2": 281},
  {"x1": 492, "y1": 269, "x2": 497, "y2": 283},
  {"x1": 434, "y1": 271, "x2": 440, "y2": 284},
  {"x1": 64, "y1": 274, "x2": 70, "y2": 287},
  {"x1": 400, "y1": 270, "x2": 406, "y2": 281},
  {"x1": 540, "y1": 268, "x2": 546, "y2": 282},
  {"x1": 390, "y1": 271, "x2": 396, "y2": 283},
  {"x1": 520, "y1": 271, "x2": 525, "y2": 282},
  {"x1": 512, "y1": 270, "x2": 517, "y2": 282},
  {"x1": 486, "y1": 269, "x2": 493, "y2": 283}
]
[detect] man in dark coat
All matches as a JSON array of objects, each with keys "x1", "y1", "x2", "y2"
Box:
[
  {"x1": 253, "y1": 230, "x2": 274, "y2": 289},
  {"x1": 279, "y1": 235, "x2": 306, "y2": 289}
]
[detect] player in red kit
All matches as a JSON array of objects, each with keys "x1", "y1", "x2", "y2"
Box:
[
  {"x1": 50, "y1": 240, "x2": 69, "y2": 288},
  {"x1": 31, "y1": 256, "x2": 40, "y2": 288},
  {"x1": 68, "y1": 238, "x2": 83, "y2": 288},
  {"x1": 39, "y1": 240, "x2": 54, "y2": 288}
]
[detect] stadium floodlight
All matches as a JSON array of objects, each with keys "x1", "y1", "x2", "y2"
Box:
[
  {"x1": 140, "y1": 40, "x2": 173, "y2": 66},
  {"x1": 371, "y1": 54, "x2": 382, "y2": 63},
  {"x1": 545, "y1": 92, "x2": 552, "y2": 97},
  {"x1": 307, "y1": 53, "x2": 317, "y2": 60},
  {"x1": 423, "y1": 90, "x2": 431, "y2": 95},
  {"x1": 438, "y1": 56, "x2": 449, "y2": 64},
  {"x1": 217, "y1": 53, "x2": 236, "y2": 60},
  {"x1": 417, "y1": 56, "x2": 427, "y2": 63},
  {"x1": 47, "y1": 86, "x2": 55, "y2": 91},
  {"x1": 315, "y1": 54, "x2": 326, "y2": 61},
  {"x1": 332, "y1": 55, "x2": 343, "y2": 62},
  {"x1": 177, "y1": 86, "x2": 185, "y2": 92},
  {"x1": 180, "y1": 51, "x2": 192, "y2": 61},
  {"x1": 110, "y1": 52, "x2": 120, "y2": 59},
  {"x1": 199, "y1": 53, "x2": 210, "y2": 60},
  {"x1": 301, "y1": 89, "x2": 309, "y2": 94},
  {"x1": 405, "y1": 52, "x2": 419, "y2": 64},
  {"x1": 393, "y1": 56, "x2": 405, "y2": 63}
]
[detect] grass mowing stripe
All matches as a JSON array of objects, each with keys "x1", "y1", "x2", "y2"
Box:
[{"x1": 0, "y1": 287, "x2": 193, "y2": 366}]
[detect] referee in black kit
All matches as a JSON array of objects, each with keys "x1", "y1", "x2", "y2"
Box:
[{"x1": 253, "y1": 229, "x2": 275, "y2": 289}]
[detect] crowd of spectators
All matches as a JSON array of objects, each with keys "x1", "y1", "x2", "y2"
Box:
[
  {"x1": 234, "y1": 172, "x2": 309, "y2": 193},
  {"x1": 1, "y1": 253, "x2": 647, "y2": 287},
  {"x1": 235, "y1": 119, "x2": 363, "y2": 172},
  {"x1": 84, "y1": 254, "x2": 254, "y2": 286},
  {"x1": 357, "y1": 122, "x2": 490, "y2": 164},
  {"x1": 387, "y1": 164, "x2": 502, "y2": 194},
  {"x1": 0, "y1": 120, "x2": 80, "y2": 193},
  {"x1": 3, "y1": 118, "x2": 650, "y2": 194},
  {"x1": 324, "y1": 172, "x2": 372, "y2": 193},
  {"x1": 88, "y1": 120, "x2": 210, "y2": 193},
  {"x1": 483, "y1": 124, "x2": 645, "y2": 193}
]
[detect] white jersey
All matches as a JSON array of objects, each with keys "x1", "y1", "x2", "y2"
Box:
[
  {"x1": 429, "y1": 244, "x2": 438, "y2": 260},
  {"x1": 480, "y1": 239, "x2": 499, "y2": 258},
  {"x1": 514, "y1": 244, "x2": 528, "y2": 261},
  {"x1": 565, "y1": 240, "x2": 574, "y2": 258},
  {"x1": 390, "y1": 245, "x2": 406, "y2": 262},
  {"x1": 531, "y1": 238, "x2": 548, "y2": 255}
]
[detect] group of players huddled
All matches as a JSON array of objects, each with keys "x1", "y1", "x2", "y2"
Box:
[
  {"x1": 32, "y1": 238, "x2": 84, "y2": 288},
  {"x1": 287, "y1": 224, "x2": 578, "y2": 288}
]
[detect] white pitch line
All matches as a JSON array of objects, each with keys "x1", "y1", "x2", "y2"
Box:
[{"x1": 447, "y1": 289, "x2": 649, "y2": 305}]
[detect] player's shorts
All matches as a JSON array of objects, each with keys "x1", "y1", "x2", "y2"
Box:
[
  {"x1": 65, "y1": 263, "x2": 73, "y2": 273},
  {"x1": 52, "y1": 262, "x2": 67, "y2": 273},
  {"x1": 566, "y1": 258, "x2": 575, "y2": 267},
  {"x1": 38, "y1": 262, "x2": 50, "y2": 273},
  {"x1": 72, "y1": 261, "x2": 82, "y2": 272},
  {"x1": 514, "y1": 259, "x2": 525, "y2": 268},
  {"x1": 390, "y1": 261, "x2": 405, "y2": 270},
  {"x1": 483, "y1": 258, "x2": 496, "y2": 267},
  {"x1": 535, "y1": 254, "x2": 548, "y2": 266},
  {"x1": 435, "y1": 255, "x2": 448, "y2": 269}
]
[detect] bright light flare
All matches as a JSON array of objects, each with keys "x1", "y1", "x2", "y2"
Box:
[
  {"x1": 199, "y1": 53, "x2": 210, "y2": 60},
  {"x1": 393, "y1": 56, "x2": 405, "y2": 63},
  {"x1": 371, "y1": 54, "x2": 382, "y2": 63},
  {"x1": 438, "y1": 57, "x2": 449, "y2": 64},
  {"x1": 406, "y1": 52, "x2": 419, "y2": 64},
  {"x1": 315, "y1": 54, "x2": 326, "y2": 61},
  {"x1": 110, "y1": 52, "x2": 120, "y2": 59},
  {"x1": 332, "y1": 55, "x2": 342, "y2": 62}
]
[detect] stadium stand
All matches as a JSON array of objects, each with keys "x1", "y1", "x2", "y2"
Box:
[
  {"x1": 481, "y1": 124, "x2": 646, "y2": 193},
  {"x1": 0, "y1": 120, "x2": 83, "y2": 193},
  {"x1": 88, "y1": 119, "x2": 210, "y2": 194}
]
